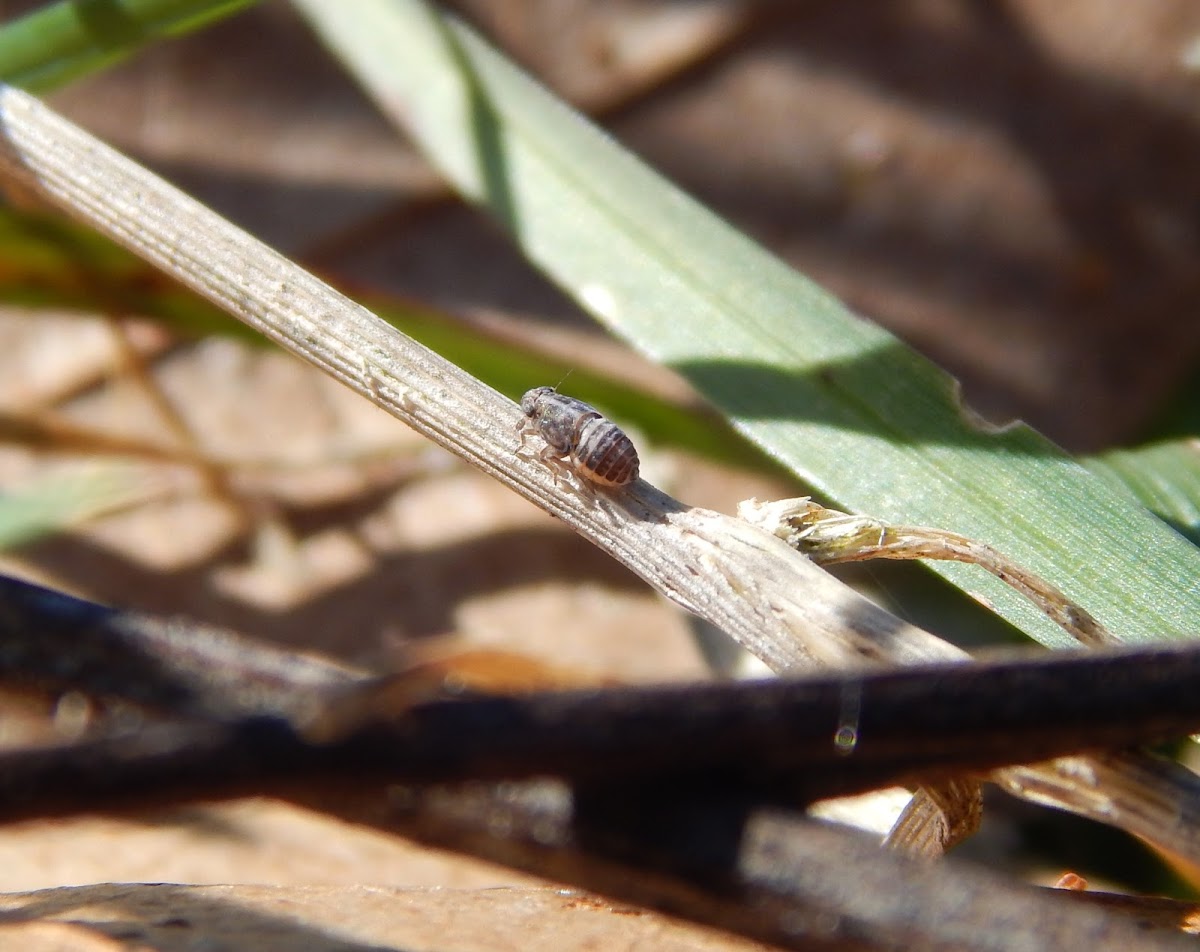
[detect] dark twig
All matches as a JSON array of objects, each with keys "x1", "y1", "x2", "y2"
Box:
[
  {"x1": 0, "y1": 639, "x2": 1199, "y2": 820},
  {"x1": 0, "y1": 574, "x2": 360, "y2": 721},
  {"x1": 387, "y1": 781, "x2": 1196, "y2": 952},
  {"x1": 0, "y1": 575, "x2": 1199, "y2": 948}
]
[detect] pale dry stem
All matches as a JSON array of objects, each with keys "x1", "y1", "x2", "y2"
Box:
[{"x1": 0, "y1": 85, "x2": 944, "y2": 677}]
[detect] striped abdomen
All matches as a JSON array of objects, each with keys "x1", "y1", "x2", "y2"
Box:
[{"x1": 571, "y1": 414, "x2": 639, "y2": 486}]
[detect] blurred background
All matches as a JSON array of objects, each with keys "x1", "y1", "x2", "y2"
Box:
[{"x1": 0, "y1": 0, "x2": 1194, "y2": 914}]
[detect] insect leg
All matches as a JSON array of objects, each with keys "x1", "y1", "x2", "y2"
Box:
[
  {"x1": 538, "y1": 445, "x2": 576, "y2": 488},
  {"x1": 516, "y1": 418, "x2": 538, "y2": 459}
]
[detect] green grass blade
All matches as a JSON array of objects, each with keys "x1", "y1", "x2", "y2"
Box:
[
  {"x1": 296, "y1": 0, "x2": 1200, "y2": 648},
  {"x1": 0, "y1": 204, "x2": 262, "y2": 336},
  {"x1": 0, "y1": 0, "x2": 255, "y2": 91},
  {"x1": 0, "y1": 465, "x2": 144, "y2": 548},
  {"x1": 1088, "y1": 440, "x2": 1200, "y2": 548}
]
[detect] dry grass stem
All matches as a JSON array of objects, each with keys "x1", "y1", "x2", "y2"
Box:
[
  {"x1": 742, "y1": 497, "x2": 1119, "y2": 648},
  {"x1": 0, "y1": 84, "x2": 952, "y2": 675}
]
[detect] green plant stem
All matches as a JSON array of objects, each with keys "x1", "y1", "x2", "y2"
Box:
[{"x1": 0, "y1": 0, "x2": 255, "y2": 91}]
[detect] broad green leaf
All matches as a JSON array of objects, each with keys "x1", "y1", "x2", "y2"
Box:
[
  {"x1": 1088, "y1": 440, "x2": 1200, "y2": 548},
  {"x1": 296, "y1": 0, "x2": 1200, "y2": 648},
  {"x1": 0, "y1": 0, "x2": 255, "y2": 91}
]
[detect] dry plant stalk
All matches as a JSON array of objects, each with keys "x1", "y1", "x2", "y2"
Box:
[
  {"x1": 0, "y1": 85, "x2": 953, "y2": 674},
  {"x1": 742, "y1": 497, "x2": 1120, "y2": 648},
  {"x1": 0, "y1": 85, "x2": 1194, "y2": 861}
]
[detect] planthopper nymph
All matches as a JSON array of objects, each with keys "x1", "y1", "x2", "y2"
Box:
[{"x1": 518, "y1": 386, "x2": 639, "y2": 488}]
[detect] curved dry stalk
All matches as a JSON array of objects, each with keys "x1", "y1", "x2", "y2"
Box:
[
  {"x1": 740, "y1": 496, "x2": 1200, "y2": 854},
  {"x1": 741, "y1": 497, "x2": 1119, "y2": 648},
  {"x1": 995, "y1": 751, "x2": 1200, "y2": 863}
]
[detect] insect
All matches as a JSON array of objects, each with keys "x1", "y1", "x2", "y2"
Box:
[{"x1": 518, "y1": 386, "x2": 640, "y2": 488}]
